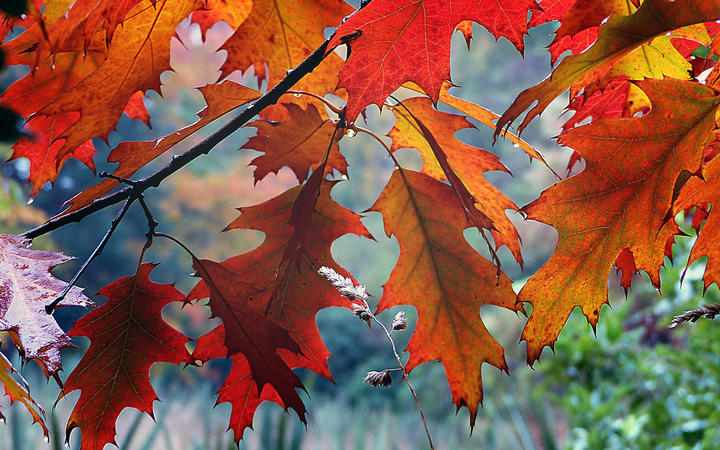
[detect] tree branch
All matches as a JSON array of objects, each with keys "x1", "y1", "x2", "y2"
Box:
[{"x1": 22, "y1": 38, "x2": 333, "y2": 240}]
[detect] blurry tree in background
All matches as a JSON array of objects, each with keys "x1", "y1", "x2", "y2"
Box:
[{"x1": 3, "y1": 1, "x2": 720, "y2": 449}]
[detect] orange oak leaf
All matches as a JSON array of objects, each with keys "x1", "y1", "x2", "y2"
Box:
[
  {"x1": 406, "y1": 82, "x2": 553, "y2": 170},
  {"x1": 372, "y1": 169, "x2": 517, "y2": 426},
  {"x1": 330, "y1": 0, "x2": 539, "y2": 119},
  {"x1": 191, "y1": 0, "x2": 252, "y2": 34},
  {"x1": 245, "y1": 103, "x2": 347, "y2": 183},
  {"x1": 193, "y1": 325, "x2": 285, "y2": 442},
  {"x1": 674, "y1": 157, "x2": 720, "y2": 290},
  {"x1": 0, "y1": 352, "x2": 48, "y2": 438},
  {"x1": 496, "y1": 0, "x2": 720, "y2": 137},
  {"x1": 38, "y1": 0, "x2": 202, "y2": 164},
  {"x1": 59, "y1": 263, "x2": 193, "y2": 450},
  {"x1": 519, "y1": 79, "x2": 720, "y2": 364},
  {"x1": 219, "y1": 0, "x2": 352, "y2": 96},
  {"x1": 58, "y1": 81, "x2": 260, "y2": 216},
  {"x1": 389, "y1": 97, "x2": 522, "y2": 263},
  {"x1": 42, "y1": 0, "x2": 146, "y2": 50},
  {"x1": 191, "y1": 258, "x2": 307, "y2": 425},
  {"x1": 0, "y1": 234, "x2": 93, "y2": 377}
]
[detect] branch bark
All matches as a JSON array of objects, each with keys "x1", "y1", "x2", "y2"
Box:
[{"x1": 22, "y1": 38, "x2": 333, "y2": 240}]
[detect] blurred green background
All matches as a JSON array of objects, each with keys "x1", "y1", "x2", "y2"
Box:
[{"x1": 2, "y1": 10, "x2": 720, "y2": 450}]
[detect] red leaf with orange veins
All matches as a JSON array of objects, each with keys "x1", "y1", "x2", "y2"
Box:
[
  {"x1": 58, "y1": 81, "x2": 260, "y2": 217},
  {"x1": 123, "y1": 91, "x2": 151, "y2": 128},
  {"x1": 0, "y1": 351, "x2": 48, "y2": 438},
  {"x1": 191, "y1": 258, "x2": 307, "y2": 424},
  {"x1": 519, "y1": 79, "x2": 720, "y2": 364},
  {"x1": 330, "y1": 0, "x2": 539, "y2": 119},
  {"x1": 219, "y1": 0, "x2": 352, "y2": 96},
  {"x1": 674, "y1": 157, "x2": 720, "y2": 289},
  {"x1": 11, "y1": 113, "x2": 96, "y2": 198},
  {"x1": 38, "y1": 0, "x2": 202, "y2": 164},
  {"x1": 59, "y1": 263, "x2": 193, "y2": 450},
  {"x1": 245, "y1": 103, "x2": 347, "y2": 183},
  {"x1": 0, "y1": 234, "x2": 93, "y2": 377},
  {"x1": 562, "y1": 77, "x2": 631, "y2": 132},
  {"x1": 496, "y1": 0, "x2": 720, "y2": 137},
  {"x1": 389, "y1": 97, "x2": 522, "y2": 263},
  {"x1": 194, "y1": 326, "x2": 284, "y2": 442},
  {"x1": 372, "y1": 169, "x2": 517, "y2": 427}
]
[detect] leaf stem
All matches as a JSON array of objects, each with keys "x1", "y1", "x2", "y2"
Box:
[{"x1": 285, "y1": 90, "x2": 344, "y2": 115}]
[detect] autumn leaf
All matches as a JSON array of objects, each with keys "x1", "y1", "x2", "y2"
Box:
[
  {"x1": 372, "y1": 169, "x2": 517, "y2": 426},
  {"x1": 123, "y1": 91, "x2": 151, "y2": 128},
  {"x1": 58, "y1": 81, "x2": 260, "y2": 216},
  {"x1": 389, "y1": 96, "x2": 522, "y2": 263},
  {"x1": 245, "y1": 102, "x2": 347, "y2": 183},
  {"x1": 330, "y1": 0, "x2": 539, "y2": 119},
  {"x1": 193, "y1": 325, "x2": 285, "y2": 442},
  {"x1": 0, "y1": 234, "x2": 93, "y2": 377},
  {"x1": 59, "y1": 263, "x2": 193, "y2": 450},
  {"x1": 674, "y1": 157, "x2": 720, "y2": 290},
  {"x1": 187, "y1": 173, "x2": 369, "y2": 438},
  {"x1": 191, "y1": 258, "x2": 308, "y2": 425},
  {"x1": 496, "y1": 0, "x2": 720, "y2": 137},
  {"x1": 191, "y1": 0, "x2": 252, "y2": 34},
  {"x1": 519, "y1": 79, "x2": 720, "y2": 364},
  {"x1": 38, "y1": 0, "x2": 202, "y2": 165},
  {"x1": 0, "y1": 352, "x2": 48, "y2": 438},
  {"x1": 219, "y1": 0, "x2": 352, "y2": 96}
]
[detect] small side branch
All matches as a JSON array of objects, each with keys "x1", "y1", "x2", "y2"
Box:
[
  {"x1": 669, "y1": 304, "x2": 720, "y2": 328},
  {"x1": 45, "y1": 198, "x2": 133, "y2": 314}
]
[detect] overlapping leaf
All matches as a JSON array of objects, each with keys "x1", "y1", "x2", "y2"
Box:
[
  {"x1": 219, "y1": 0, "x2": 352, "y2": 96},
  {"x1": 389, "y1": 97, "x2": 522, "y2": 263},
  {"x1": 59, "y1": 81, "x2": 260, "y2": 216},
  {"x1": 497, "y1": 0, "x2": 720, "y2": 136},
  {"x1": 674, "y1": 157, "x2": 720, "y2": 289},
  {"x1": 372, "y1": 169, "x2": 517, "y2": 426},
  {"x1": 330, "y1": 0, "x2": 539, "y2": 119},
  {"x1": 245, "y1": 103, "x2": 347, "y2": 183},
  {"x1": 0, "y1": 234, "x2": 93, "y2": 377},
  {"x1": 0, "y1": 352, "x2": 48, "y2": 438},
  {"x1": 519, "y1": 79, "x2": 720, "y2": 364},
  {"x1": 192, "y1": 325, "x2": 284, "y2": 441},
  {"x1": 59, "y1": 263, "x2": 193, "y2": 450},
  {"x1": 189, "y1": 175, "x2": 369, "y2": 437},
  {"x1": 37, "y1": 0, "x2": 202, "y2": 166}
]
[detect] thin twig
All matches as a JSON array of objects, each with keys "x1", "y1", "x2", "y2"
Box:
[
  {"x1": 45, "y1": 197, "x2": 133, "y2": 314},
  {"x1": 318, "y1": 267, "x2": 435, "y2": 449}
]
